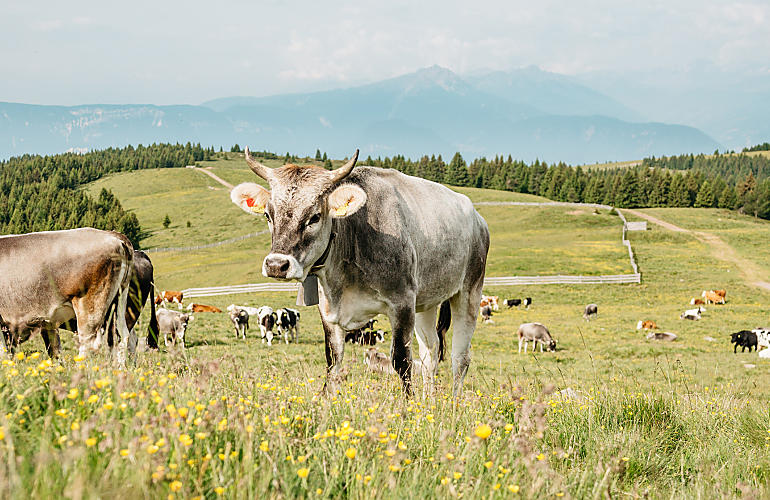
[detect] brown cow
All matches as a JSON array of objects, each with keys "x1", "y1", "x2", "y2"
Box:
[
  {"x1": 187, "y1": 303, "x2": 222, "y2": 313},
  {"x1": 156, "y1": 290, "x2": 184, "y2": 309},
  {"x1": 637, "y1": 320, "x2": 658, "y2": 330},
  {"x1": 702, "y1": 290, "x2": 725, "y2": 304},
  {"x1": 480, "y1": 295, "x2": 499, "y2": 311}
]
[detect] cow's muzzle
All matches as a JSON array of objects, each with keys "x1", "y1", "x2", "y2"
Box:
[{"x1": 263, "y1": 253, "x2": 303, "y2": 280}]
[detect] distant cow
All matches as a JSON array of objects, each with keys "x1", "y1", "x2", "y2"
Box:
[
  {"x1": 583, "y1": 304, "x2": 598, "y2": 321},
  {"x1": 517, "y1": 322, "x2": 557, "y2": 353},
  {"x1": 480, "y1": 305, "x2": 494, "y2": 323},
  {"x1": 646, "y1": 331, "x2": 677, "y2": 342},
  {"x1": 156, "y1": 290, "x2": 184, "y2": 309},
  {"x1": 523, "y1": 297, "x2": 532, "y2": 309},
  {"x1": 680, "y1": 306, "x2": 705, "y2": 320},
  {"x1": 187, "y1": 303, "x2": 222, "y2": 313},
  {"x1": 157, "y1": 309, "x2": 192, "y2": 348},
  {"x1": 731, "y1": 330, "x2": 757, "y2": 353},
  {"x1": 702, "y1": 290, "x2": 725, "y2": 304},
  {"x1": 345, "y1": 319, "x2": 378, "y2": 344},
  {"x1": 690, "y1": 298, "x2": 705, "y2": 306},
  {"x1": 229, "y1": 308, "x2": 249, "y2": 339},
  {"x1": 754, "y1": 328, "x2": 770, "y2": 350},
  {"x1": 0, "y1": 228, "x2": 134, "y2": 362},
  {"x1": 637, "y1": 320, "x2": 658, "y2": 330},
  {"x1": 276, "y1": 308, "x2": 300, "y2": 344},
  {"x1": 256, "y1": 306, "x2": 277, "y2": 345},
  {"x1": 503, "y1": 298, "x2": 522, "y2": 308},
  {"x1": 347, "y1": 329, "x2": 385, "y2": 346},
  {"x1": 713, "y1": 289, "x2": 727, "y2": 298},
  {"x1": 480, "y1": 295, "x2": 499, "y2": 311}
]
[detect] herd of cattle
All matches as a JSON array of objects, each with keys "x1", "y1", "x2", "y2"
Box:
[{"x1": 4, "y1": 149, "x2": 770, "y2": 400}]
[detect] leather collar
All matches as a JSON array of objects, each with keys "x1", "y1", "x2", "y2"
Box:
[{"x1": 310, "y1": 232, "x2": 335, "y2": 273}]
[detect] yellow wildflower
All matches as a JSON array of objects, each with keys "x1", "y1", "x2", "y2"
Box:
[
  {"x1": 345, "y1": 447, "x2": 356, "y2": 459},
  {"x1": 86, "y1": 437, "x2": 97, "y2": 447},
  {"x1": 297, "y1": 467, "x2": 310, "y2": 478},
  {"x1": 169, "y1": 481, "x2": 182, "y2": 492},
  {"x1": 475, "y1": 424, "x2": 492, "y2": 440}
]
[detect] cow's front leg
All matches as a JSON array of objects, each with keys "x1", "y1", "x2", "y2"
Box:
[
  {"x1": 321, "y1": 318, "x2": 345, "y2": 395},
  {"x1": 389, "y1": 306, "x2": 415, "y2": 397}
]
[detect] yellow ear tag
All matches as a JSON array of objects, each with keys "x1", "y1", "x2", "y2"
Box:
[
  {"x1": 250, "y1": 204, "x2": 265, "y2": 214},
  {"x1": 334, "y1": 202, "x2": 349, "y2": 216}
]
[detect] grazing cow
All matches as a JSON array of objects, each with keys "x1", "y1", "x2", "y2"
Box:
[
  {"x1": 480, "y1": 295, "x2": 499, "y2": 311},
  {"x1": 256, "y1": 306, "x2": 277, "y2": 345},
  {"x1": 276, "y1": 308, "x2": 300, "y2": 344},
  {"x1": 156, "y1": 290, "x2": 184, "y2": 309},
  {"x1": 345, "y1": 319, "x2": 377, "y2": 344},
  {"x1": 187, "y1": 303, "x2": 223, "y2": 313},
  {"x1": 712, "y1": 289, "x2": 727, "y2": 298},
  {"x1": 702, "y1": 290, "x2": 725, "y2": 304},
  {"x1": 227, "y1": 304, "x2": 260, "y2": 317},
  {"x1": 690, "y1": 298, "x2": 705, "y2": 305},
  {"x1": 583, "y1": 304, "x2": 598, "y2": 321},
  {"x1": 229, "y1": 308, "x2": 249, "y2": 339},
  {"x1": 480, "y1": 305, "x2": 494, "y2": 323},
  {"x1": 157, "y1": 309, "x2": 192, "y2": 348},
  {"x1": 503, "y1": 298, "x2": 522, "y2": 308},
  {"x1": 523, "y1": 297, "x2": 533, "y2": 309},
  {"x1": 637, "y1": 320, "x2": 658, "y2": 330},
  {"x1": 731, "y1": 330, "x2": 757, "y2": 353},
  {"x1": 231, "y1": 147, "x2": 490, "y2": 397},
  {"x1": 0, "y1": 228, "x2": 134, "y2": 362},
  {"x1": 517, "y1": 322, "x2": 557, "y2": 353},
  {"x1": 646, "y1": 331, "x2": 677, "y2": 342},
  {"x1": 680, "y1": 310, "x2": 701, "y2": 321}
]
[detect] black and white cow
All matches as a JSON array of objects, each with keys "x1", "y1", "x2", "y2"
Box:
[
  {"x1": 276, "y1": 307, "x2": 300, "y2": 344},
  {"x1": 523, "y1": 297, "x2": 532, "y2": 309},
  {"x1": 503, "y1": 298, "x2": 521, "y2": 308},
  {"x1": 229, "y1": 307, "x2": 249, "y2": 339},
  {"x1": 255, "y1": 306, "x2": 277, "y2": 345},
  {"x1": 231, "y1": 147, "x2": 490, "y2": 397},
  {"x1": 480, "y1": 305, "x2": 494, "y2": 323}
]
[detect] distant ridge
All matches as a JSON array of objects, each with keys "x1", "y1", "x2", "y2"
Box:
[{"x1": 0, "y1": 66, "x2": 719, "y2": 163}]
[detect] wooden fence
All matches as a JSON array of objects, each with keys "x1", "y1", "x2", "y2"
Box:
[{"x1": 176, "y1": 201, "x2": 642, "y2": 298}]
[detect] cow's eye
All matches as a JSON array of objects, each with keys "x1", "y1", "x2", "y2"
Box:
[{"x1": 306, "y1": 213, "x2": 321, "y2": 227}]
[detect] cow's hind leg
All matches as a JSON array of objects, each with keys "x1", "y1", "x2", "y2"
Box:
[
  {"x1": 41, "y1": 326, "x2": 61, "y2": 359},
  {"x1": 414, "y1": 305, "x2": 439, "y2": 398},
  {"x1": 389, "y1": 305, "x2": 416, "y2": 397}
]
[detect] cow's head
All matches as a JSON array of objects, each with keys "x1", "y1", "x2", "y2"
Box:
[{"x1": 231, "y1": 147, "x2": 366, "y2": 281}]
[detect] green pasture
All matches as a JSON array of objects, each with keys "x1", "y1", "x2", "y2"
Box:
[{"x1": 5, "y1": 163, "x2": 770, "y2": 498}]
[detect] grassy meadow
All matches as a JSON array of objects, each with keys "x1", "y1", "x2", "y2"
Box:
[{"x1": 3, "y1": 159, "x2": 770, "y2": 498}]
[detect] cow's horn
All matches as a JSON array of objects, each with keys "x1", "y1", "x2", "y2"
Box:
[
  {"x1": 328, "y1": 149, "x2": 359, "y2": 184},
  {"x1": 244, "y1": 146, "x2": 272, "y2": 181}
]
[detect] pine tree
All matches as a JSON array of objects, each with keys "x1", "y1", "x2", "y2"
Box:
[
  {"x1": 163, "y1": 215, "x2": 171, "y2": 229},
  {"x1": 315, "y1": 149, "x2": 322, "y2": 161},
  {"x1": 694, "y1": 180, "x2": 714, "y2": 207},
  {"x1": 445, "y1": 153, "x2": 469, "y2": 186},
  {"x1": 615, "y1": 170, "x2": 642, "y2": 207}
]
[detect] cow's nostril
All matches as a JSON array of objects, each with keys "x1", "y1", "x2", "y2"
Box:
[{"x1": 279, "y1": 261, "x2": 289, "y2": 272}]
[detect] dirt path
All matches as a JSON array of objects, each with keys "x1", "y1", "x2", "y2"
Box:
[
  {"x1": 624, "y1": 209, "x2": 770, "y2": 292},
  {"x1": 194, "y1": 167, "x2": 233, "y2": 189}
]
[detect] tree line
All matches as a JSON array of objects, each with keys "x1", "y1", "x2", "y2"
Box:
[
  {"x1": 0, "y1": 143, "x2": 214, "y2": 247},
  {"x1": 360, "y1": 148, "x2": 770, "y2": 220}
]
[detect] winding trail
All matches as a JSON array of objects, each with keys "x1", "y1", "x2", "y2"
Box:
[
  {"x1": 194, "y1": 167, "x2": 233, "y2": 189},
  {"x1": 624, "y1": 209, "x2": 770, "y2": 292}
]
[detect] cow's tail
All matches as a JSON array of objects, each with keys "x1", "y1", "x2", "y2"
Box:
[
  {"x1": 147, "y1": 282, "x2": 160, "y2": 349},
  {"x1": 436, "y1": 300, "x2": 451, "y2": 363}
]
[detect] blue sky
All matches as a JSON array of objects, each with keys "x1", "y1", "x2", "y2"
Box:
[{"x1": 2, "y1": 0, "x2": 769, "y2": 105}]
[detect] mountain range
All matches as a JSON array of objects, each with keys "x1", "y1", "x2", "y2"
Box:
[{"x1": 0, "y1": 65, "x2": 723, "y2": 164}]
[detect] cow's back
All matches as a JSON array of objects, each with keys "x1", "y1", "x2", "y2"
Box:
[
  {"x1": 0, "y1": 228, "x2": 132, "y2": 326},
  {"x1": 339, "y1": 167, "x2": 489, "y2": 308}
]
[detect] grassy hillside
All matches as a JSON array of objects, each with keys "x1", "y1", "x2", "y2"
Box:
[{"x1": 7, "y1": 160, "x2": 770, "y2": 498}]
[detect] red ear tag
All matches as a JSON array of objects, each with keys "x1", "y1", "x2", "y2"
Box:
[{"x1": 245, "y1": 197, "x2": 255, "y2": 207}]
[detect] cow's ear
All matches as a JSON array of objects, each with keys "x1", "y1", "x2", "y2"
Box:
[
  {"x1": 328, "y1": 184, "x2": 367, "y2": 218},
  {"x1": 231, "y1": 183, "x2": 271, "y2": 215}
]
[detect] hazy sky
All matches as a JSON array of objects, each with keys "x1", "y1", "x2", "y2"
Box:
[{"x1": 2, "y1": 0, "x2": 768, "y2": 105}]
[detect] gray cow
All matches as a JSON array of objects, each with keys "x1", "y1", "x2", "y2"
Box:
[
  {"x1": 231, "y1": 147, "x2": 490, "y2": 397},
  {"x1": 0, "y1": 228, "x2": 134, "y2": 362},
  {"x1": 157, "y1": 309, "x2": 192, "y2": 348},
  {"x1": 517, "y1": 322, "x2": 557, "y2": 353}
]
